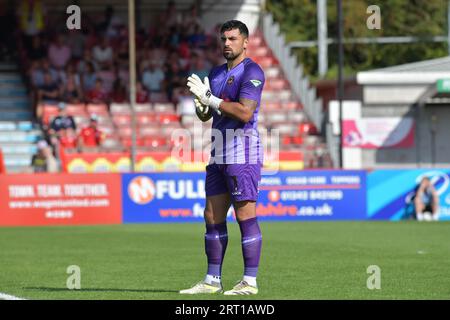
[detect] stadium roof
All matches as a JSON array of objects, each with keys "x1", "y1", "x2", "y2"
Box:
[{"x1": 357, "y1": 56, "x2": 450, "y2": 85}]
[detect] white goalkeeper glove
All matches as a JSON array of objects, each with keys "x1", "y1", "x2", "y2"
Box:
[
  {"x1": 187, "y1": 74, "x2": 223, "y2": 112},
  {"x1": 194, "y1": 97, "x2": 209, "y2": 114}
]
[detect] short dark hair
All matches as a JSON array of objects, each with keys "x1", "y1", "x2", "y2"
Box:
[{"x1": 220, "y1": 20, "x2": 249, "y2": 38}]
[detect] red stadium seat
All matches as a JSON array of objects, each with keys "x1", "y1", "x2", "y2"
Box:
[
  {"x1": 157, "y1": 113, "x2": 180, "y2": 124},
  {"x1": 110, "y1": 103, "x2": 131, "y2": 114},
  {"x1": 283, "y1": 102, "x2": 303, "y2": 110},
  {"x1": 87, "y1": 103, "x2": 109, "y2": 115},
  {"x1": 263, "y1": 102, "x2": 281, "y2": 111},
  {"x1": 139, "y1": 126, "x2": 161, "y2": 137},
  {"x1": 135, "y1": 103, "x2": 153, "y2": 113},
  {"x1": 113, "y1": 114, "x2": 131, "y2": 126},
  {"x1": 137, "y1": 113, "x2": 156, "y2": 125},
  {"x1": 153, "y1": 102, "x2": 175, "y2": 113},
  {"x1": 65, "y1": 104, "x2": 86, "y2": 116},
  {"x1": 144, "y1": 136, "x2": 167, "y2": 147},
  {"x1": 121, "y1": 137, "x2": 145, "y2": 147},
  {"x1": 118, "y1": 127, "x2": 133, "y2": 137}
]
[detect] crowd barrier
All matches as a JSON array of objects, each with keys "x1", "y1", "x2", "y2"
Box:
[{"x1": 1, "y1": 169, "x2": 449, "y2": 226}]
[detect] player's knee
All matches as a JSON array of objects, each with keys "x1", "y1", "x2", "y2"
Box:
[
  {"x1": 203, "y1": 209, "x2": 215, "y2": 224},
  {"x1": 204, "y1": 209, "x2": 227, "y2": 224}
]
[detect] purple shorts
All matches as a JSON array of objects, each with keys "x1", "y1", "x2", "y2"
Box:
[{"x1": 205, "y1": 163, "x2": 262, "y2": 202}]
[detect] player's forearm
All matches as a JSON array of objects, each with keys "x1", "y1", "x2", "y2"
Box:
[{"x1": 218, "y1": 101, "x2": 253, "y2": 123}]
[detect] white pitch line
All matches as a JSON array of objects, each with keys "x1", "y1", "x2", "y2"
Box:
[{"x1": 0, "y1": 292, "x2": 27, "y2": 300}]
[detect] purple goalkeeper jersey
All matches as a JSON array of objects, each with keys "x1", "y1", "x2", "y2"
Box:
[{"x1": 208, "y1": 57, "x2": 265, "y2": 165}]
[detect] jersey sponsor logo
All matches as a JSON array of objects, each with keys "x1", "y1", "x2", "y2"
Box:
[
  {"x1": 128, "y1": 176, "x2": 205, "y2": 205},
  {"x1": 250, "y1": 79, "x2": 262, "y2": 87}
]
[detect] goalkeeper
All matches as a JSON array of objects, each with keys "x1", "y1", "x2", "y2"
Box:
[{"x1": 180, "y1": 20, "x2": 265, "y2": 296}]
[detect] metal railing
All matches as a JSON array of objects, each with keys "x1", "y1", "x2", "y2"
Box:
[{"x1": 262, "y1": 13, "x2": 323, "y2": 133}]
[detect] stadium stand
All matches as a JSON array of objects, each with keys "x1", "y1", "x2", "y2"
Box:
[
  {"x1": 0, "y1": 1, "x2": 331, "y2": 173},
  {"x1": 0, "y1": 61, "x2": 44, "y2": 173}
]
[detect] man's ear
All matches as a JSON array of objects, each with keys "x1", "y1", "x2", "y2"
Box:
[{"x1": 244, "y1": 37, "x2": 249, "y2": 50}]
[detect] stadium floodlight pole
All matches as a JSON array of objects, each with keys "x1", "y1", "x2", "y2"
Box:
[
  {"x1": 448, "y1": 1, "x2": 450, "y2": 55},
  {"x1": 129, "y1": 0, "x2": 137, "y2": 172},
  {"x1": 317, "y1": 0, "x2": 328, "y2": 78},
  {"x1": 337, "y1": 0, "x2": 344, "y2": 168}
]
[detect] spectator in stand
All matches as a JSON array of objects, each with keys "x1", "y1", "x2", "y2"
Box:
[
  {"x1": 17, "y1": 0, "x2": 46, "y2": 52},
  {"x1": 168, "y1": 50, "x2": 188, "y2": 73},
  {"x1": 136, "y1": 82, "x2": 150, "y2": 103},
  {"x1": 31, "y1": 58, "x2": 59, "y2": 89},
  {"x1": 116, "y1": 41, "x2": 129, "y2": 66},
  {"x1": 164, "y1": 61, "x2": 186, "y2": 102},
  {"x1": 86, "y1": 78, "x2": 109, "y2": 104},
  {"x1": 77, "y1": 48, "x2": 99, "y2": 74},
  {"x1": 142, "y1": 61, "x2": 165, "y2": 93},
  {"x1": 67, "y1": 29, "x2": 86, "y2": 61},
  {"x1": 81, "y1": 61, "x2": 97, "y2": 92},
  {"x1": 97, "y1": 5, "x2": 123, "y2": 39},
  {"x1": 49, "y1": 103, "x2": 77, "y2": 134},
  {"x1": 116, "y1": 63, "x2": 130, "y2": 85},
  {"x1": 58, "y1": 64, "x2": 81, "y2": 87},
  {"x1": 31, "y1": 140, "x2": 58, "y2": 173},
  {"x1": 60, "y1": 74, "x2": 84, "y2": 104},
  {"x1": 168, "y1": 25, "x2": 180, "y2": 49},
  {"x1": 162, "y1": 0, "x2": 182, "y2": 29},
  {"x1": 92, "y1": 37, "x2": 114, "y2": 69},
  {"x1": 48, "y1": 33, "x2": 72, "y2": 70},
  {"x1": 29, "y1": 35, "x2": 47, "y2": 62},
  {"x1": 188, "y1": 52, "x2": 209, "y2": 80},
  {"x1": 36, "y1": 71, "x2": 60, "y2": 103},
  {"x1": 48, "y1": 103, "x2": 77, "y2": 150},
  {"x1": 139, "y1": 47, "x2": 153, "y2": 73},
  {"x1": 59, "y1": 128, "x2": 78, "y2": 153},
  {"x1": 182, "y1": 4, "x2": 202, "y2": 34},
  {"x1": 97, "y1": 65, "x2": 116, "y2": 93},
  {"x1": 78, "y1": 115, "x2": 104, "y2": 153},
  {"x1": 188, "y1": 24, "x2": 207, "y2": 48},
  {"x1": 111, "y1": 78, "x2": 128, "y2": 103}
]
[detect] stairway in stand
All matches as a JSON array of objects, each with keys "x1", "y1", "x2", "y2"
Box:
[{"x1": 0, "y1": 61, "x2": 43, "y2": 173}]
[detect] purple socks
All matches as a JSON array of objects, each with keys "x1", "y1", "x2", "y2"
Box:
[
  {"x1": 205, "y1": 222, "x2": 228, "y2": 277},
  {"x1": 238, "y1": 217, "x2": 262, "y2": 278}
]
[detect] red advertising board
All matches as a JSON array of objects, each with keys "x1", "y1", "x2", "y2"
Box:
[{"x1": 0, "y1": 173, "x2": 122, "y2": 226}]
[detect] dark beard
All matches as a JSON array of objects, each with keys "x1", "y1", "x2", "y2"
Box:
[{"x1": 223, "y1": 51, "x2": 236, "y2": 60}]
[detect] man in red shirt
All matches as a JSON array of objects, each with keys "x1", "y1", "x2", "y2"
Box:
[
  {"x1": 59, "y1": 128, "x2": 78, "y2": 152},
  {"x1": 86, "y1": 79, "x2": 109, "y2": 104},
  {"x1": 78, "y1": 115, "x2": 104, "y2": 152}
]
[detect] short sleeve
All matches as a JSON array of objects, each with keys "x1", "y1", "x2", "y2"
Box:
[{"x1": 239, "y1": 64, "x2": 265, "y2": 102}]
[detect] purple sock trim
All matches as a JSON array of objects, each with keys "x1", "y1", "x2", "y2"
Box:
[
  {"x1": 244, "y1": 267, "x2": 259, "y2": 277},
  {"x1": 207, "y1": 264, "x2": 221, "y2": 277}
]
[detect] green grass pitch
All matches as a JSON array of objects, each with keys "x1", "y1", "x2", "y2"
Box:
[{"x1": 0, "y1": 221, "x2": 449, "y2": 300}]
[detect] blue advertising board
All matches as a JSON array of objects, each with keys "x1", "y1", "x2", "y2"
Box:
[
  {"x1": 122, "y1": 170, "x2": 367, "y2": 223},
  {"x1": 367, "y1": 169, "x2": 450, "y2": 221}
]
